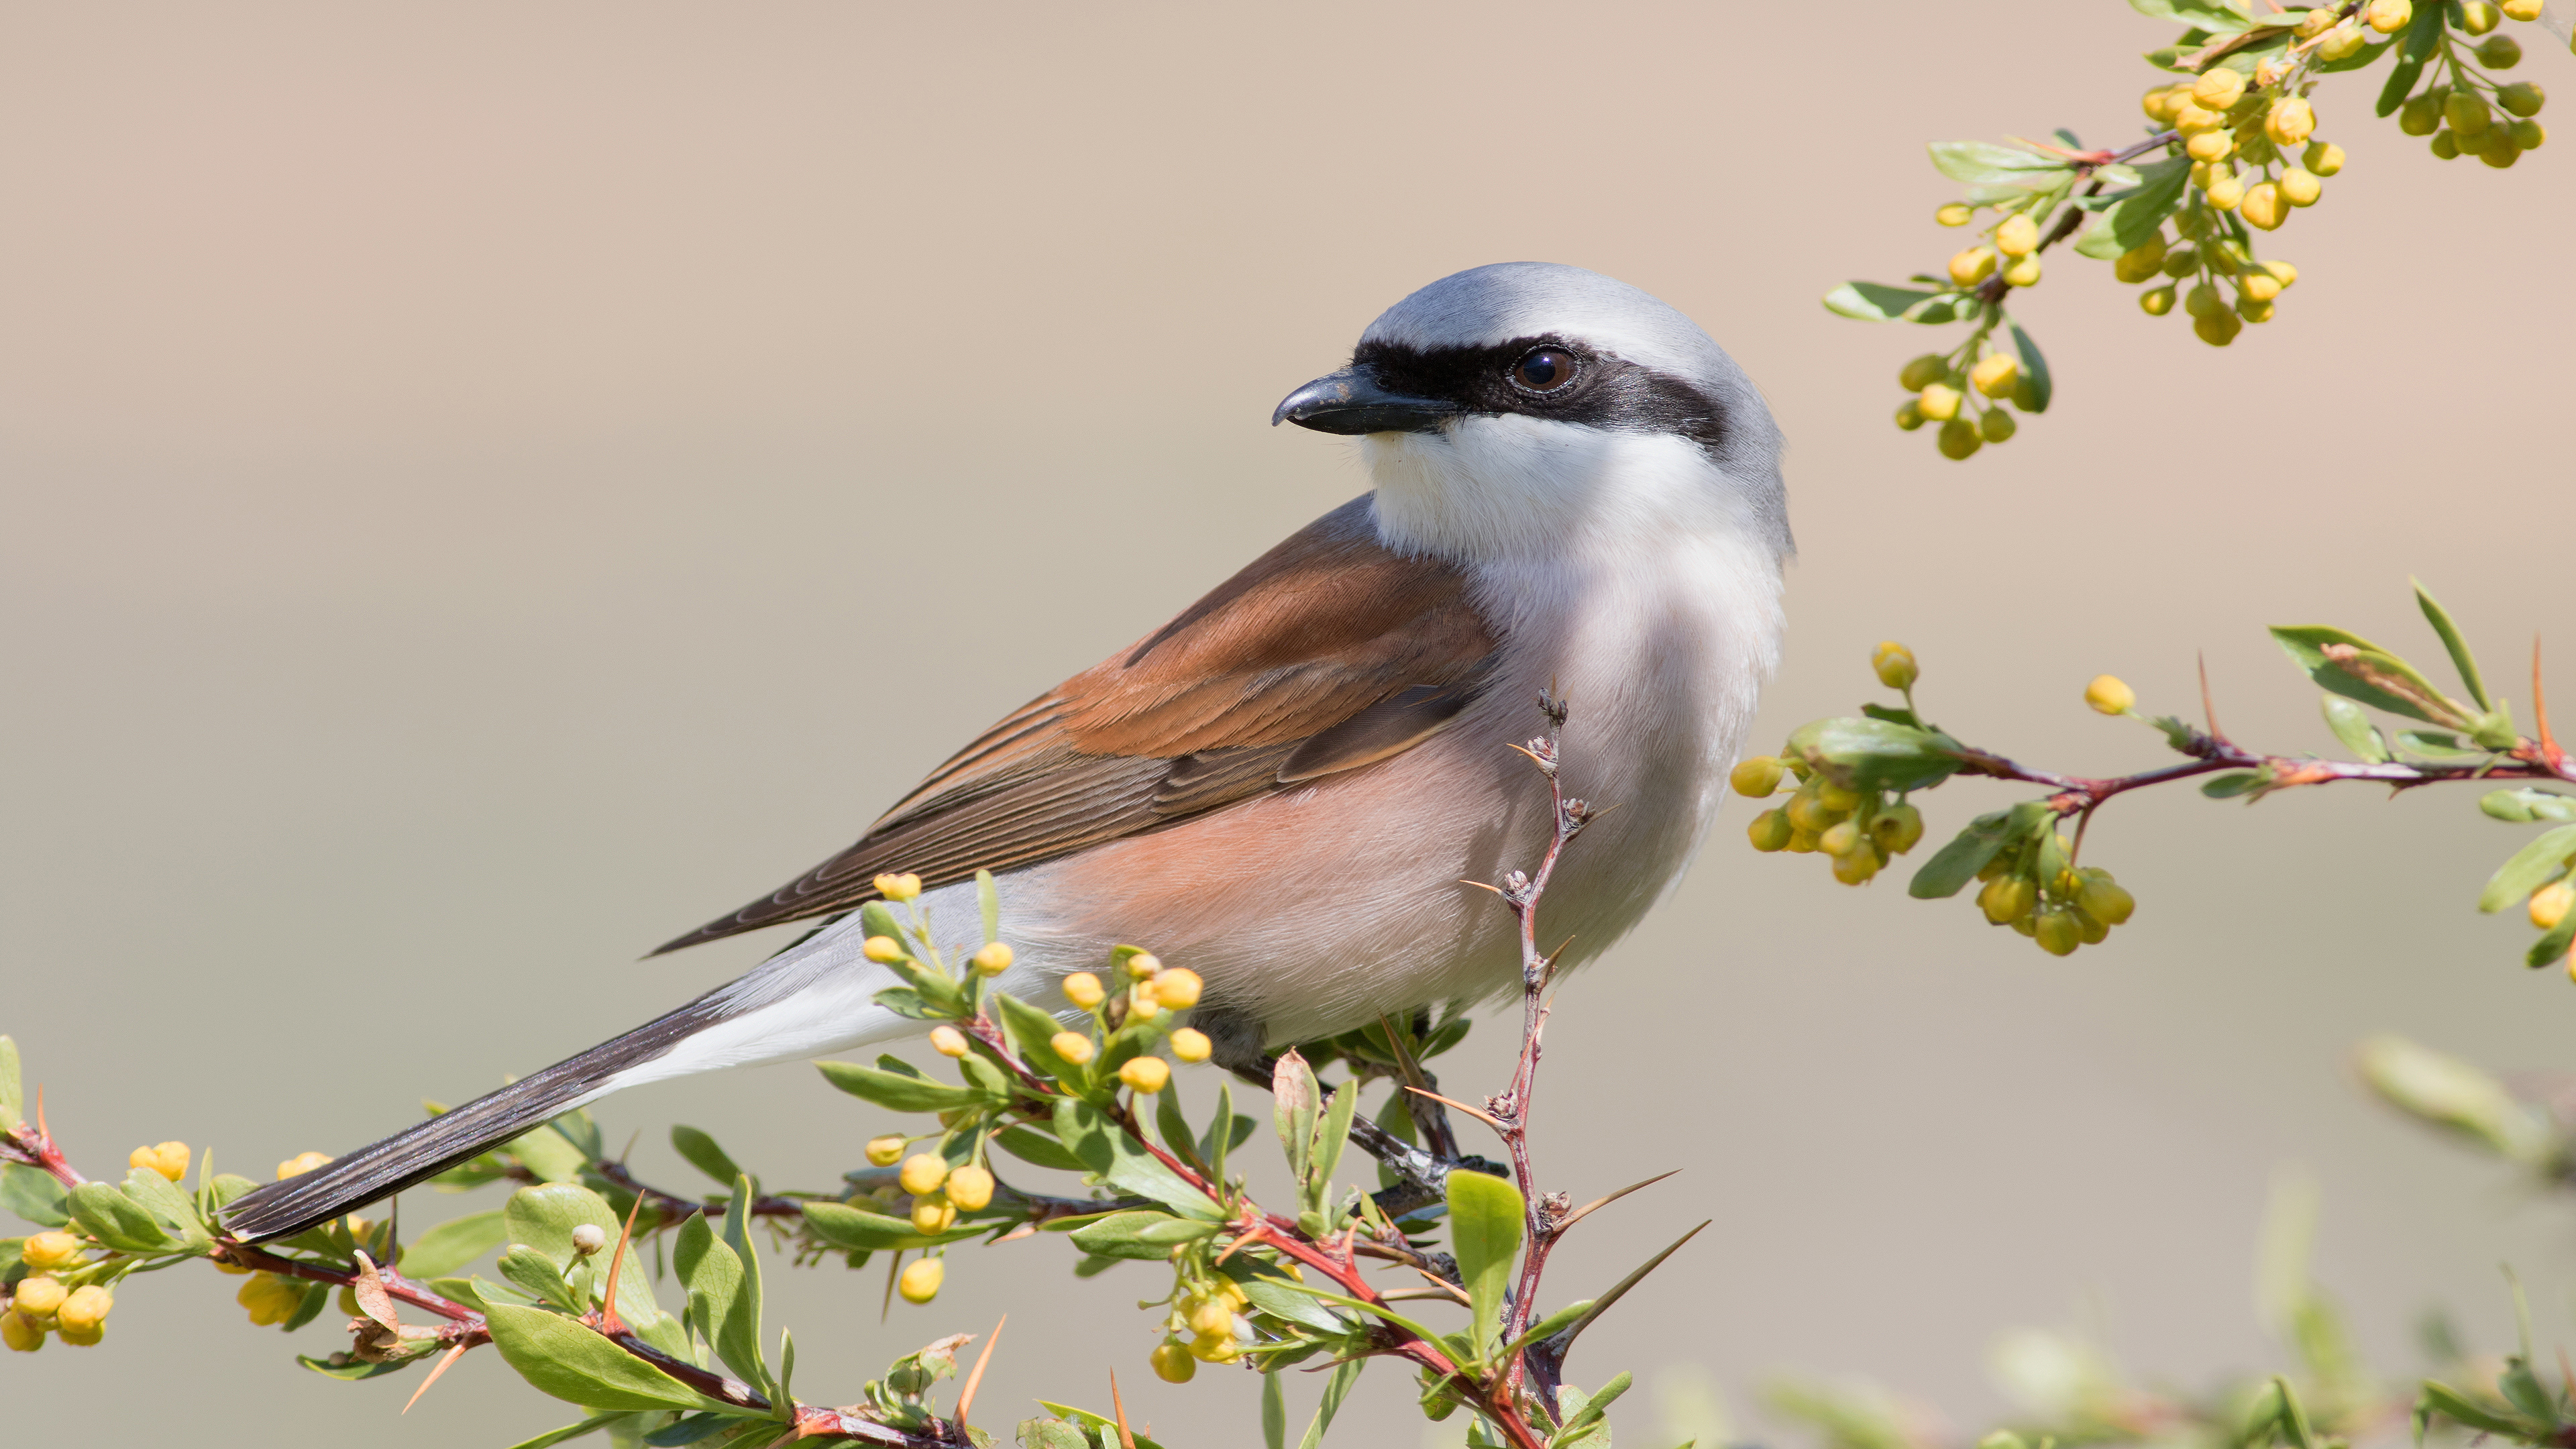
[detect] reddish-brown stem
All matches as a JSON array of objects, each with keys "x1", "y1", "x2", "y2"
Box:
[
  {"x1": 1947, "y1": 728, "x2": 2576, "y2": 817},
  {"x1": 215, "y1": 1239, "x2": 486, "y2": 1330},
  {"x1": 2, "y1": 1113, "x2": 89, "y2": 1189}
]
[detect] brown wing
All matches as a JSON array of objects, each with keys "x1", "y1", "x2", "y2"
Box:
[{"x1": 649, "y1": 495, "x2": 1497, "y2": 955}]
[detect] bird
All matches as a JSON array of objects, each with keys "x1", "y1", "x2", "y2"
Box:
[{"x1": 221, "y1": 261, "x2": 1792, "y2": 1243}]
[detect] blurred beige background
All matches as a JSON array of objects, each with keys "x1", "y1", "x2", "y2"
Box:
[{"x1": 4, "y1": 2, "x2": 2571, "y2": 1444}]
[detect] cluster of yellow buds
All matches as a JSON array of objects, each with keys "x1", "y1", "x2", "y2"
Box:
[
  {"x1": 237, "y1": 1271, "x2": 307, "y2": 1327},
  {"x1": 1976, "y1": 841, "x2": 2138, "y2": 957},
  {"x1": 1736, "y1": 767, "x2": 1927, "y2": 886},
  {"x1": 2385, "y1": 0, "x2": 2551, "y2": 164},
  {"x1": 1890, "y1": 344, "x2": 2037, "y2": 460},
  {"x1": 127, "y1": 1140, "x2": 191, "y2": 1182},
  {"x1": 1155, "y1": 1274, "x2": 1250, "y2": 1376},
  {"x1": 1059, "y1": 953, "x2": 1211, "y2": 1083},
  {"x1": 2143, "y1": 64, "x2": 2334, "y2": 241},
  {"x1": 3, "y1": 1275, "x2": 112, "y2": 1350}
]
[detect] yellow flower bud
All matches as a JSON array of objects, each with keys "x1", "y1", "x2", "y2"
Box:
[
  {"x1": 1730, "y1": 755, "x2": 1786, "y2": 796},
  {"x1": 1188, "y1": 1299, "x2": 1237, "y2": 1338},
  {"x1": 1896, "y1": 354, "x2": 1947, "y2": 392},
  {"x1": 2259, "y1": 259, "x2": 2298, "y2": 288},
  {"x1": 1189, "y1": 1330, "x2": 1242, "y2": 1363},
  {"x1": 863, "y1": 935, "x2": 907, "y2": 964},
  {"x1": 2459, "y1": 1, "x2": 2500, "y2": 35},
  {"x1": 1818, "y1": 820, "x2": 1860, "y2": 857},
  {"x1": 277, "y1": 1151, "x2": 332, "y2": 1181},
  {"x1": 2276, "y1": 168, "x2": 2322, "y2": 208},
  {"x1": 1051, "y1": 1030, "x2": 1096, "y2": 1066},
  {"x1": 2112, "y1": 237, "x2": 2167, "y2": 283},
  {"x1": 945, "y1": 1164, "x2": 996, "y2": 1212},
  {"x1": 2294, "y1": 7, "x2": 2339, "y2": 36},
  {"x1": 1126, "y1": 987, "x2": 1163, "y2": 1020},
  {"x1": 1969, "y1": 354, "x2": 2019, "y2": 399},
  {"x1": 1872, "y1": 804, "x2": 1926, "y2": 856},
  {"x1": 1170, "y1": 1026, "x2": 1213, "y2": 1063},
  {"x1": 1994, "y1": 214, "x2": 2039, "y2": 257},
  {"x1": 2364, "y1": 0, "x2": 2411, "y2": 34},
  {"x1": 2033, "y1": 910, "x2": 2084, "y2": 957},
  {"x1": 2500, "y1": 82, "x2": 2546, "y2": 118},
  {"x1": 0, "y1": 1311, "x2": 42, "y2": 1352},
  {"x1": 1980, "y1": 875, "x2": 2037, "y2": 925},
  {"x1": 2186, "y1": 129, "x2": 2235, "y2": 162},
  {"x1": 129, "y1": 1141, "x2": 189, "y2": 1182},
  {"x1": 1784, "y1": 828, "x2": 1822, "y2": 854},
  {"x1": 21, "y1": 1232, "x2": 83, "y2": 1272},
  {"x1": 2194, "y1": 307, "x2": 2244, "y2": 346},
  {"x1": 2001, "y1": 255, "x2": 2041, "y2": 288},
  {"x1": 2533, "y1": 881, "x2": 2575, "y2": 931},
  {"x1": 1935, "y1": 203, "x2": 1974, "y2": 227},
  {"x1": 2084, "y1": 675, "x2": 2137, "y2": 714},
  {"x1": 871, "y1": 872, "x2": 924, "y2": 902},
  {"x1": 2192, "y1": 68, "x2": 2247, "y2": 110},
  {"x1": 1831, "y1": 844, "x2": 1881, "y2": 885},
  {"x1": 1062, "y1": 972, "x2": 1106, "y2": 1008},
  {"x1": 2510, "y1": 117, "x2": 2546, "y2": 149},
  {"x1": 1980, "y1": 407, "x2": 2017, "y2": 444},
  {"x1": 1871, "y1": 643, "x2": 1919, "y2": 691},
  {"x1": 2205, "y1": 174, "x2": 2245, "y2": 211},
  {"x1": 2078, "y1": 875, "x2": 2137, "y2": 926},
  {"x1": 2265, "y1": 97, "x2": 2316, "y2": 146},
  {"x1": 2240, "y1": 182, "x2": 2287, "y2": 231},
  {"x1": 898, "y1": 1152, "x2": 950, "y2": 1196},
  {"x1": 2479, "y1": 134, "x2": 2522, "y2": 167},
  {"x1": 2173, "y1": 102, "x2": 2224, "y2": 136},
  {"x1": 2241, "y1": 270, "x2": 2283, "y2": 303},
  {"x1": 1747, "y1": 808, "x2": 1793, "y2": 853},
  {"x1": 13, "y1": 1275, "x2": 68, "y2": 1321},
  {"x1": 1119, "y1": 953, "x2": 1159, "y2": 981},
  {"x1": 1119, "y1": 1057, "x2": 1172, "y2": 1094},
  {"x1": 2140, "y1": 284, "x2": 2178, "y2": 316},
  {"x1": 569, "y1": 1223, "x2": 607, "y2": 1257},
  {"x1": 52, "y1": 1285, "x2": 109, "y2": 1335},
  {"x1": 2430, "y1": 127, "x2": 2462, "y2": 160},
  {"x1": 910, "y1": 1193, "x2": 957, "y2": 1234},
  {"x1": 1892, "y1": 398, "x2": 1923, "y2": 434},
  {"x1": 2317, "y1": 25, "x2": 2368, "y2": 61},
  {"x1": 2446, "y1": 91, "x2": 2493, "y2": 136},
  {"x1": 2503, "y1": 0, "x2": 2542, "y2": 17},
  {"x1": 1149, "y1": 968, "x2": 1202, "y2": 1010},
  {"x1": 1947, "y1": 247, "x2": 1996, "y2": 287},
  {"x1": 1916, "y1": 383, "x2": 1961, "y2": 422},
  {"x1": 865, "y1": 1134, "x2": 907, "y2": 1167},
  {"x1": 970, "y1": 942, "x2": 1014, "y2": 976},
  {"x1": 1151, "y1": 1339, "x2": 1197, "y2": 1383},
  {"x1": 897, "y1": 1256, "x2": 944, "y2": 1303},
  {"x1": 929, "y1": 1024, "x2": 971, "y2": 1058},
  {"x1": 1936, "y1": 417, "x2": 1982, "y2": 462}
]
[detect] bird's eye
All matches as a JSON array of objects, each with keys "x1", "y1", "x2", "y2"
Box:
[{"x1": 1511, "y1": 348, "x2": 1576, "y2": 393}]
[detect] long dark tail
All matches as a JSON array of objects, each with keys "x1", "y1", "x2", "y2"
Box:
[{"x1": 220, "y1": 993, "x2": 733, "y2": 1243}]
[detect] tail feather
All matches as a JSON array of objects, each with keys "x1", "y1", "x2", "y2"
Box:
[{"x1": 219, "y1": 992, "x2": 733, "y2": 1242}]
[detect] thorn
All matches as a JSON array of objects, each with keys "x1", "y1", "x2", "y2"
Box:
[
  {"x1": 402, "y1": 1340, "x2": 471, "y2": 1415},
  {"x1": 34, "y1": 1084, "x2": 49, "y2": 1143},
  {"x1": 955, "y1": 1315, "x2": 1005, "y2": 1434},
  {"x1": 2198, "y1": 651, "x2": 2226, "y2": 743},
  {"x1": 2536, "y1": 637, "x2": 2562, "y2": 767},
  {"x1": 594, "y1": 1189, "x2": 647, "y2": 1338},
  {"x1": 879, "y1": 1250, "x2": 901, "y2": 1324},
  {"x1": 1403, "y1": 1085, "x2": 1507, "y2": 1134},
  {"x1": 1109, "y1": 1369, "x2": 1138, "y2": 1449}
]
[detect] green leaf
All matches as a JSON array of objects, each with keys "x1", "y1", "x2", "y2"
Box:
[
  {"x1": 2477, "y1": 826, "x2": 2576, "y2": 913},
  {"x1": 2483, "y1": 789, "x2": 2576, "y2": 824},
  {"x1": 1055, "y1": 1099, "x2": 1219, "y2": 1219},
  {"x1": 498, "y1": 1242, "x2": 586, "y2": 1311},
  {"x1": 2270, "y1": 625, "x2": 2467, "y2": 727},
  {"x1": 2005, "y1": 317, "x2": 2052, "y2": 415},
  {"x1": 2417, "y1": 1381, "x2": 2536, "y2": 1439},
  {"x1": 1240, "y1": 1274, "x2": 1352, "y2": 1334},
  {"x1": 2321, "y1": 696, "x2": 2392, "y2": 763},
  {"x1": 501, "y1": 1118, "x2": 592, "y2": 1185},
  {"x1": 1032, "y1": 1403, "x2": 1174, "y2": 1449},
  {"x1": 485, "y1": 1303, "x2": 731, "y2": 1414},
  {"x1": 1446, "y1": 1169, "x2": 1523, "y2": 1361},
  {"x1": 1303, "y1": 1085, "x2": 1358, "y2": 1216},
  {"x1": 1067, "y1": 1210, "x2": 1219, "y2": 1260},
  {"x1": 814, "y1": 1061, "x2": 988, "y2": 1113},
  {"x1": 1909, "y1": 803, "x2": 2049, "y2": 899},
  {"x1": 1273, "y1": 1051, "x2": 1320, "y2": 1185},
  {"x1": 977, "y1": 869, "x2": 1002, "y2": 945},
  {"x1": 716, "y1": 1176, "x2": 771, "y2": 1394},
  {"x1": 1784, "y1": 716, "x2": 1970, "y2": 794},
  {"x1": 0, "y1": 1037, "x2": 20, "y2": 1134},
  {"x1": 1296, "y1": 1358, "x2": 1364, "y2": 1449},
  {"x1": 505, "y1": 1182, "x2": 661, "y2": 1327},
  {"x1": 2377, "y1": 3, "x2": 2445, "y2": 115},
  {"x1": 2531, "y1": 908, "x2": 2576, "y2": 971},
  {"x1": 298, "y1": 1352, "x2": 419, "y2": 1381},
  {"x1": 673, "y1": 1213, "x2": 766, "y2": 1394},
  {"x1": 2072, "y1": 154, "x2": 2190, "y2": 260},
  {"x1": 2412, "y1": 580, "x2": 2491, "y2": 711},
  {"x1": 2202, "y1": 771, "x2": 2264, "y2": 799},
  {"x1": 280, "y1": 1278, "x2": 332, "y2": 1331},
  {"x1": 120, "y1": 1165, "x2": 209, "y2": 1244},
  {"x1": 1821, "y1": 282, "x2": 1957, "y2": 323},
  {"x1": 504, "y1": 1414, "x2": 629, "y2": 1449},
  {"x1": 669, "y1": 1128, "x2": 743, "y2": 1189},
  {"x1": 1263, "y1": 1373, "x2": 1289, "y2": 1449},
  {"x1": 398, "y1": 1208, "x2": 508, "y2": 1279},
  {"x1": 991, "y1": 1124, "x2": 1087, "y2": 1173},
  {"x1": 801, "y1": 1200, "x2": 981, "y2": 1253},
  {"x1": 2127, "y1": 0, "x2": 2255, "y2": 32},
  {"x1": 994, "y1": 991, "x2": 1088, "y2": 1085},
  {"x1": 66, "y1": 1181, "x2": 174, "y2": 1252},
  {"x1": 0, "y1": 1163, "x2": 70, "y2": 1229},
  {"x1": 1558, "y1": 1371, "x2": 1635, "y2": 1443},
  {"x1": 1927, "y1": 140, "x2": 2073, "y2": 187}
]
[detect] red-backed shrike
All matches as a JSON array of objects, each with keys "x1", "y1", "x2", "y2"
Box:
[{"x1": 224, "y1": 262, "x2": 1791, "y2": 1241}]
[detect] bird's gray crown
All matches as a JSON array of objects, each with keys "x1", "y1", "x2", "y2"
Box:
[{"x1": 1355, "y1": 262, "x2": 1790, "y2": 557}]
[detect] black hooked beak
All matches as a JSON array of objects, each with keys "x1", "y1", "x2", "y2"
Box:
[{"x1": 1270, "y1": 366, "x2": 1464, "y2": 435}]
